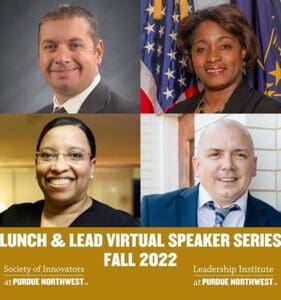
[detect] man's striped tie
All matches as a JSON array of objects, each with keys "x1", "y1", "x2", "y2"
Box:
[{"x1": 204, "y1": 201, "x2": 240, "y2": 227}]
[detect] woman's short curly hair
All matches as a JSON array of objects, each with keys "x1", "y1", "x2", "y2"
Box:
[{"x1": 177, "y1": 4, "x2": 259, "y2": 75}]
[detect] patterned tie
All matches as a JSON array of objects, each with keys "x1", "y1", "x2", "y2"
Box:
[
  {"x1": 53, "y1": 106, "x2": 67, "y2": 113},
  {"x1": 204, "y1": 201, "x2": 240, "y2": 227}
]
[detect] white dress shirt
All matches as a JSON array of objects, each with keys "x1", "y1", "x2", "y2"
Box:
[
  {"x1": 53, "y1": 73, "x2": 101, "y2": 113},
  {"x1": 197, "y1": 184, "x2": 247, "y2": 227}
]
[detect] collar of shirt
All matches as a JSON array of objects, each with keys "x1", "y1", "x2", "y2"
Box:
[
  {"x1": 53, "y1": 73, "x2": 101, "y2": 113},
  {"x1": 197, "y1": 184, "x2": 247, "y2": 227}
]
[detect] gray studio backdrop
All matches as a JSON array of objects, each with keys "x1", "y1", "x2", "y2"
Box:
[{"x1": 0, "y1": 0, "x2": 139, "y2": 113}]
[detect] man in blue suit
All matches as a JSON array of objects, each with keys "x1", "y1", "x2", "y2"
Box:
[{"x1": 141, "y1": 120, "x2": 281, "y2": 227}]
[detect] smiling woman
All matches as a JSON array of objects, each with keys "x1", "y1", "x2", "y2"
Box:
[
  {"x1": 0, "y1": 117, "x2": 139, "y2": 227},
  {"x1": 167, "y1": 4, "x2": 281, "y2": 113}
]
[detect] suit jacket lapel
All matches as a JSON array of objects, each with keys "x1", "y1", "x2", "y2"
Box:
[
  {"x1": 175, "y1": 185, "x2": 199, "y2": 226},
  {"x1": 244, "y1": 193, "x2": 268, "y2": 227},
  {"x1": 223, "y1": 79, "x2": 255, "y2": 113},
  {"x1": 78, "y1": 81, "x2": 110, "y2": 113},
  {"x1": 35, "y1": 104, "x2": 53, "y2": 113}
]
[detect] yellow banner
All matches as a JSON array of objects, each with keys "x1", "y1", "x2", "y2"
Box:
[{"x1": 0, "y1": 228, "x2": 281, "y2": 298}]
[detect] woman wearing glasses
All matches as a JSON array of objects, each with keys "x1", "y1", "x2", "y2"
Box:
[{"x1": 0, "y1": 117, "x2": 139, "y2": 227}]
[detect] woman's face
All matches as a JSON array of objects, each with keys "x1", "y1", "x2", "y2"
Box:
[
  {"x1": 36, "y1": 125, "x2": 95, "y2": 206},
  {"x1": 191, "y1": 20, "x2": 246, "y2": 91}
]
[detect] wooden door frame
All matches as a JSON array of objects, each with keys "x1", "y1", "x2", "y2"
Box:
[{"x1": 178, "y1": 114, "x2": 195, "y2": 188}]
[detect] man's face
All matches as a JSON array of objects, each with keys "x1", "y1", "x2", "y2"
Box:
[
  {"x1": 192, "y1": 123, "x2": 257, "y2": 206},
  {"x1": 38, "y1": 17, "x2": 103, "y2": 104}
]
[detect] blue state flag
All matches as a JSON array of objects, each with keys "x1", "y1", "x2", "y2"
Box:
[{"x1": 233, "y1": 0, "x2": 281, "y2": 102}]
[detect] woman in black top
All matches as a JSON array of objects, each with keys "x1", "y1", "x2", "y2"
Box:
[
  {"x1": 167, "y1": 4, "x2": 281, "y2": 113},
  {"x1": 0, "y1": 117, "x2": 139, "y2": 227}
]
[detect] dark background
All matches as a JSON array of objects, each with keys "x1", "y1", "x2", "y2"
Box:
[{"x1": 0, "y1": 0, "x2": 139, "y2": 112}]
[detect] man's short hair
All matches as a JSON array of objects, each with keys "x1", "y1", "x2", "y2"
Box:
[
  {"x1": 38, "y1": 4, "x2": 99, "y2": 46},
  {"x1": 197, "y1": 119, "x2": 255, "y2": 157}
]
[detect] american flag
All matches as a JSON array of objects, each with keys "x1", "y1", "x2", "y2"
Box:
[{"x1": 140, "y1": 0, "x2": 198, "y2": 113}]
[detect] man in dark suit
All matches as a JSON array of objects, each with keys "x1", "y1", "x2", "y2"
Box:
[
  {"x1": 36, "y1": 81, "x2": 135, "y2": 113},
  {"x1": 141, "y1": 119, "x2": 281, "y2": 227},
  {"x1": 36, "y1": 4, "x2": 136, "y2": 113}
]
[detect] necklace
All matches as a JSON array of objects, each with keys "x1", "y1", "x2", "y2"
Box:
[{"x1": 198, "y1": 99, "x2": 226, "y2": 113}]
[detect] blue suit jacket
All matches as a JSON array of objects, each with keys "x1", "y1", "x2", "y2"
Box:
[{"x1": 141, "y1": 185, "x2": 281, "y2": 227}]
